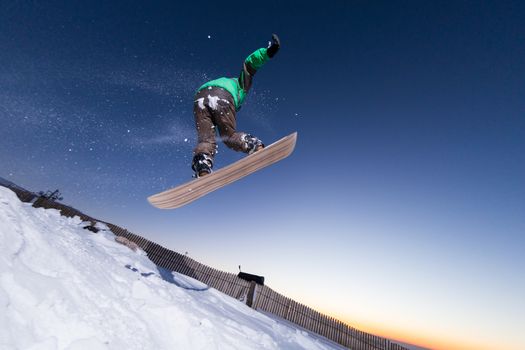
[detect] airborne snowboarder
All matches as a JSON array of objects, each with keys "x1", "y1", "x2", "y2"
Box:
[
  {"x1": 148, "y1": 34, "x2": 294, "y2": 209},
  {"x1": 191, "y1": 34, "x2": 281, "y2": 178}
]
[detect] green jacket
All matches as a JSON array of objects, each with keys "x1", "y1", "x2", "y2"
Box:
[{"x1": 198, "y1": 47, "x2": 270, "y2": 110}]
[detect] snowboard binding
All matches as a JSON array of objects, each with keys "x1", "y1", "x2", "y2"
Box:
[
  {"x1": 242, "y1": 134, "x2": 265, "y2": 154},
  {"x1": 192, "y1": 153, "x2": 213, "y2": 178}
]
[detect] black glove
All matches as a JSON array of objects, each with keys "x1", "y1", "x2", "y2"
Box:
[{"x1": 267, "y1": 34, "x2": 280, "y2": 58}]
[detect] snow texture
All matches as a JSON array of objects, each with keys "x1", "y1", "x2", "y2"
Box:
[
  {"x1": 195, "y1": 95, "x2": 230, "y2": 111},
  {"x1": 0, "y1": 187, "x2": 347, "y2": 350},
  {"x1": 196, "y1": 97, "x2": 206, "y2": 110}
]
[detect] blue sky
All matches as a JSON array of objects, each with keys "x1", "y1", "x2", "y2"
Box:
[{"x1": 1, "y1": 1, "x2": 524, "y2": 349}]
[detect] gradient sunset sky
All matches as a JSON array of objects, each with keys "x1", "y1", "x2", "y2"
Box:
[{"x1": 1, "y1": 1, "x2": 524, "y2": 349}]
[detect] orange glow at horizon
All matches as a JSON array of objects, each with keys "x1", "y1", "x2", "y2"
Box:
[
  {"x1": 334, "y1": 317, "x2": 502, "y2": 350},
  {"x1": 294, "y1": 300, "x2": 500, "y2": 350}
]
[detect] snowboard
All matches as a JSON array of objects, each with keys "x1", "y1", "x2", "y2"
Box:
[{"x1": 148, "y1": 132, "x2": 297, "y2": 209}]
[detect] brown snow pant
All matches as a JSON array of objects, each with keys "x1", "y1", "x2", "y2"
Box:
[{"x1": 193, "y1": 87, "x2": 249, "y2": 159}]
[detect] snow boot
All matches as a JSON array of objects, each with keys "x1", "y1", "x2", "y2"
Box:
[
  {"x1": 242, "y1": 134, "x2": 265, "y2": 154},
  {"x1": 192, "y1": 153, "x2": 213, "y2": 178}
]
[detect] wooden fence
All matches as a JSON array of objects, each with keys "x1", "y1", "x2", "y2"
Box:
[{"x1": 3, "y1": 184, "x2": 411, "y2": 350}]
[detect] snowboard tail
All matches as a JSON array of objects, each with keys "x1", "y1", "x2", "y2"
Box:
[{"x1": 148, "y1": 132, "x2": 297, "y2": 209}]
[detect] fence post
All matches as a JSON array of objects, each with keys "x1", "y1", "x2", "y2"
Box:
[{"x1": 246, "y1": 281, "x2": 257, "y2": 308}]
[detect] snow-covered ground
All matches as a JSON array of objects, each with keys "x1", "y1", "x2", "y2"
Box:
[{"x1": 0, "y1": 186, "x2": 347, "y2": 350}]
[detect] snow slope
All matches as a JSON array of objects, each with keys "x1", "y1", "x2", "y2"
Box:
[{"x1": 0, "y1": 187, "x2": 347, "y2": 350}]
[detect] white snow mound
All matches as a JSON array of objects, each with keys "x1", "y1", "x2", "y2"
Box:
[{"x1": 0, "y1": 187, "x2": 345, "y2": 350}]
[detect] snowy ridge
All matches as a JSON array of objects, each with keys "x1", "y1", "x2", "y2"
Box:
[
  {"x1": 0, "y1": 186, "x2": 347, "y2": 350},
  {"x1": 0, "y1": 176, "x2": 28, "y2": 192}
]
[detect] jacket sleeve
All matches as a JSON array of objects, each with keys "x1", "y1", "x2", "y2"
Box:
[{"x1": 238, "y1": 48, "x2": 270, "y2": 93}]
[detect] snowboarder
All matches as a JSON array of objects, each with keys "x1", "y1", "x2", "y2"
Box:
[{"x1": 191, "y1": 34, "x2": 281, "y2": 177}]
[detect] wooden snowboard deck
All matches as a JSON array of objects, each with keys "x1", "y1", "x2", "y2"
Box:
[{"x1": 148, "y1": 132, "x2": 297, "y2": 209}]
